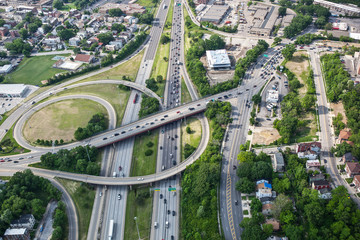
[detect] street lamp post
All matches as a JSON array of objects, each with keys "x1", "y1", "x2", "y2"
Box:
[{"x1": 134, "y1": 217, "x2": 141, "y2": 240}]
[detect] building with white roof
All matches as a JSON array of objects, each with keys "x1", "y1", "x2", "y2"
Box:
[
  {"x1": 206, "y1": 49, "x2": 231, "y2": 69},
  {"x1": 0, "y1": 65, "x2": 13, "y2": 74},
  {"x1": 266, "y1": 90, "x2": 279, "y2": 103},
  {"x1": 0, "y1": 84, "x2": 29, "y2": 98},
  {"x1": 314, "y1": 0, "x2": 360, "y2": 16}
]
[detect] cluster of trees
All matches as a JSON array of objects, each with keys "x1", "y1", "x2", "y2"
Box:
[
  {"x1": 0, "y1": 170, "x2": 61, "y2": 235},
  {"x1": 160, "y1": 33, "x2": 170, "y2": 44},
  {"x1": 108, "y1": 8, "x2": 123, "y2": 17},
  {"x1": 139, "y1": 95, "x2": 160, "y2": 118},
  {"x1": 145, "y1": 77, "x2": 162, "y2": 92},
  {"x1": 332, "y1": 113, "x2": 346, "y2": 136},
  {"x1": 295, "y1": 33, "x2": 325, "y2": 45},
  {"x1": 235, "y1": 152, "x2": 272, "y2": 193},
  {"x1": 181, "y1": 101, "x2": 232, "y2": 239},
  {"x1": 51, "y1": 201, "x2": 68, "y2": 240},
  {"x1": 133, "y1": 12, "x2": 154, "y2": 25},
  {"x1": 234, "y1": 40, "x2": 269, "y2": 80},
  {"x1": 282, "y1": 44, "x2": 296, "y2": 60},
  {"x1": 201, "y1": 21, "x2": 238, "y2": 33},
  {"x1": 36, "y1": 138, "x2": 65, "y2": 146},
  {"x1": 71, "y1": 0, "x2": 97, "y2": 10},
  {"x1": 53, "y1": 0, "x2": 64, "y2": 9},
  {"x1": 111, "y1": 23, "x2": 126, "y2": 33},
  {"x1": 5, "y1": 39, "x2": 32, "y2": 56},
  {"x1": 321, "y1": 53, "x2": 351, "y2": 102},
  {"x1": 284, "y1": 14, "x2": 313, "y2": 38},
  {"x1": 274, "y1": 65, "x2": 315, "y2": 143},
  {"x1": 97, "y1": 32, "x2": 114, "y2": 45},
  {"x1": 40, "y1": 146, "x2": 100, "y2": 175},
  {"x1": 74, "y1": 113, "x2": 107, "y2": 141}
]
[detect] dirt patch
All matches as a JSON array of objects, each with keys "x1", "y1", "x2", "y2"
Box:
[
  {"x1": 331, "y1": 101, "x2": 347, "y2": 124},
  {"x1": 252, "y1": 127, "x2": 281, "y2": 145},
  {"x1": 285, "y1": 51, "x2": 309, "y2": 97},
  {"x1": 23, "y1": 99, "x2": 107, "y2": 143}
]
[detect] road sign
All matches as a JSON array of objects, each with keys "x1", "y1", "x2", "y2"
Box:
[{"x1": 168, "y1": 187, "x2": 176, "y2": 191}]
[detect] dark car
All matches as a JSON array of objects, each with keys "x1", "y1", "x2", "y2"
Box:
[
  {"x1": 160, "y1": 194, "x2": 163, "y2": 199},
  {"x1": 188, "y1": 107, "x2": 195, "y2": 110},
  {"x1": 167, "y1": 210, "x2": 171, "y2": 214},
  {"x1": 172, "y1": 211, "x2": 176, "y2": 216},
  {"x1": 14, "y1": 161, "x2": 19, "y2": 163},
  {"x1": 103, "y1": 137, "x2": 107, "y2": 140},
  {"x1": 164, "y1": 199, "x2": 167, "y2": 204},
  {"x1": 160, "y1": 146, "x2": 163, "y2": 150},
  {"x1": 164, "y1": 115, "x2": 169, "y2": 118},
  {"x1": 121, "y1": 131, "x2": 126, "y2": 134},
  {"x1": 114, "y1": 133, "x2": 119, "y2": 136},
  {"x1": 173, "y1": 160, "x2": 176, "y2": 165}
]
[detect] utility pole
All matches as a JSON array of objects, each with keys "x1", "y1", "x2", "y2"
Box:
[{"x1": 134, "y1": 217, "x2": 141, "y2": 240}]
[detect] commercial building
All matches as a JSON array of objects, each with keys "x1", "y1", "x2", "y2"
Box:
[
  {"x1": 200, "y1": 5, "x2": 230, "y2": 24},
  {"x1": 249, "y1": 4, "x2": 279, "y2": 37},
  {"x1": 0, "y1": 84, "x2": 28, "y2": 98},
  {"x1": 3, "y1": 228, "x2": 30, "y2": 240},
  {"x1": 206, "y1": 49, "x2": 231, "y2": 69},
  {"x1": 314, "y1": 0, "x2": 360, "y2": 16},
  {"x1": 332, "y1": 22, "x2": 348, "y2": 31},
  {"x1": 0, "y1": 64, "x2": 13, "y2": 74}
]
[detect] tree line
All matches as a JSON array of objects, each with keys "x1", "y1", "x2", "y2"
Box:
[
  {"x1": 40, "y1": 146, "x2": 100, "y2": 175},
  {"x1": 50, "y1": 201, "x2": 68, "y2": 240},
  {"x1": 0, "y1": 170, "x2": 61, "y2": 235},
  {"x1": 74, "y1": 113, "x2": 107, "y2": 141},
  {"x1": 181, "y1": 101, "x2": 232, "y2": 239}
]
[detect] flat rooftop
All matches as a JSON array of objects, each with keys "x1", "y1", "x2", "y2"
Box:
[{"x1": 0, "y1": 84, "x2": 27, "y2": 94}]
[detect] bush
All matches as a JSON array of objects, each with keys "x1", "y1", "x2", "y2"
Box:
[
  {"x1": 146, "y1": 141, "x2": 154, "y2": 148},
  {"x1": 184, "y1": 143, "x2": 196, "y2": 158},
  {"x1": 144, "y1": 149, "x2": 153, "y2": 156},
  {"x1": 186, "y1": 126, "x2": 192, "y2": 134}
]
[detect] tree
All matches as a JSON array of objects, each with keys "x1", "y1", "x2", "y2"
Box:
[
  {"x1": 237, "y1": 151, "x2": 256, "y2": 163},
  {"x1": 31, "y1": 199, "x2": 45, "y2": 219},
  {"x1": 97, "y1": 32, "x2": 114, "y2": 45},
  {"x1": 108, "y1": 8, "x2": 123, "y2": 17},
  {"x1": 274, "y1": 37, "x2": 282, "y2": 45},
  {"x1": 58, "y1": 29, "x2": 75, "y2": 41},
  {"x1": 272, "y1": 193, "x2": 292, "y2": 220},
  {"x1": 28, "y1": 23, "x2": 38, "y2": 33},
  {"x1": 0, "y1": 19, "x2": 5, "y2": 27},
  {"x1": 315, "y1": 16, "x2": 327, "y2": 28},
  {"x1": 42, "y1": 24, "x2": 52, "y2": 34},
  {"x1": 145, "y1": 78, "x2": 159, "y2": 92},
  {"x1": 186, "y1": 126, "x2": 192, "y2": 134},
  {"x1": 0, "y1": 51, "x2": 6, "y2": 58},
  {"x1": 252, "y1": 94, "x2": 261, "y2": 105},
  {"x1": 19, "y1": 28, "x2": 28, "y2": 40},
  {"x1": 251, "y1": 161, "x2": 273, "y2": 180},
  {"x1": 53, "y1": 0, "x2": 64, "y2": 9},
  {"x1": 235, "y1": 177, "x2": 255, "y2": 194},
  {"x1": 240, "y1": 218, "x2": 266, "y2": 240},
  {"x1": 51, "y1": 226, "x2": 63, "y2": 240},
  {"x1": 250, "y1": 198, "x2": 263, "y2": 213},
  {"x1": 111, "y1": 23, "x2": 125, "y2": 33},
  {"x1": 279, "y1": 7, "x2": 287, "y2": 16},
  {"x1": 5, "y1": 38, "x2": 32, "y2": 55},
  {"x1": 282, "y1": 44, "x2": 296, "y2": 60},
  {"x1": 160, "y1": 34, "x2": 170, "y2": 44},
  {"x1": 237, "y1": 162, "x2": 254, "y2": 179},
  {"x1": 272, "y1": 177, "x2": 290, "y2": 193}
]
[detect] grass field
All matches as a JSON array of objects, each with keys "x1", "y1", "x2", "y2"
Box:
[
  {"x1": 0, "y1": 126, "x2": 30, "y2": 156},
  {"x1": 181, "y1": 78, "x2": 192, "y2": 103},
  {"x1": 23, "y1": 99, "x2": 108, "y2": 144},
  {"x1": 5, "y1": 55, "x2": 69, "y2": 85},
  {"x1": 164, "y1": 0, "x2": 174, "y2": 30},
  {"x1": 54, "y1": 84, "x2": 130, "y2": 127},
  {"x1": 150, "y1": 38, "x2": 170, "y2": 98},
  {"x1": 131, "y1": 129, "x2": 159, "y2": 177},
  {"x1": 124, "y1": 187, "x2": 153, "y2": 240},
  {"x1": 57, "y1": 178, "x2": 95, "y2": 240},
  {"x1": 137, "y1": 0, "x2": 157, "y2": 8},
  {"x1": 181, "y1": 117, "x2": 202, "y2": 161},
  {"x1": 285, "y1": 52, "x2": 309, "y2": 97},
  {"x1": 76, "y1": 50, "x2": 144, "y2": 83}
]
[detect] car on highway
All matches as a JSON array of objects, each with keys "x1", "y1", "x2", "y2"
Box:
[
  {"x1": 137, "y1": 177, "x2": 144, "y2": 181},
  {"x1": 118, "y1": 194, "x2": 121, "y2": 200},
  {"x1": 173, "y1": 160, "x2": 176, "y2": 165},
  {"x1": 103, "y1": 137, "x2": 107, "y2": 140},
  {"x1": 165, "y1": 221, "x2": 169, "y2": 228},
  {"x1": 19, "y1": 157, "x2": 24, "y2": 160},
  {"x1": 14, "y1": 161, "x2": 19, "y2": 163},
  {"x1": 121, "y1": 131, "x2": 126, "y2": 134},
  {"x1": 28, "y1": 156, "x2": 33, "y2": 159},
  {"x1": 188, "y1": 107, "x2": 195, "y2": 110},
  {"x1": 167, "y1": 210, "x2": 170, "y2": 214},
  {"x1": 0, "y1": 160, "x2": 4, "y2": 162},
  {"x1": 172, "y1": 211, "x2": 176, "y2": 216},
  {"x1": 164, "y1": 115, "x2": 168, "y2": 117}
]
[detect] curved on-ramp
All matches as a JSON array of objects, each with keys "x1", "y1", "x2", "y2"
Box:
[{"x1": 14, "y1": 95, "x2": 116, "y2": 151}]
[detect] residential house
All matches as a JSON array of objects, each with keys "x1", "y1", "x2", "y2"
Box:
[
  {"x1": 297, "y1": 142, "x2": 321, "y2": 160},
  {"x1": 9, "y1": 30, "x2": 20, "y2": 38},
  {"x1": 74, "y1": 54, "x2": 94, "y2": 63},
  {"x1": 129, "y1": 24, "x2": 138, "y2": 33},
  {"x1": 343, "y1": 152, "x2": 358, "y2": 162},
  {"x1": 265, "y1": 219, "x2": 280, "y2": 231},
  {"x1": 353, "y1": 175, "x2": 360, "y2": 191},
  {"x1": 0, "y1": 27, "x2": 9, "y2": 37},
  {"x1": 309, "y1": 173, "x2": 325, "y2": 184},
  {"x1": 271, "y1": 152, "x2": 285, "y2": 172},
  {"x1": 76, "y1": 31, "x2": 88, "y2": 40},
  {"x1": 345, "y1": 162, "x2": 360, "y2": 177},
  {"x1": 42, "y1": 37, "x2": 61, "y2": 48},
  {"x1": 69, "y1": 37, "x2": 80, "y2": 47},
  {"x1": 3, "y1": 228, "x2": 30, "y2": 240},
  {"x1": 306, "y1": 160, "x2": 321, "y2": 169},
  {"x1": 10, "y1": 214, "x2": 35, "y2": 230},
  {"x1": 337, "y1": 130, "x2": 351, "y2": 144},
  {"x1": 318, "y1": 188, "x2": 332, "y2": 199},
  {"x1": 105, "y1": 41, "x2": 123, "y2": 51},
  {"x1": 312, "y1": 180, "x2": 330, "y2": 190},
  {"x1": 262, "y1": 203, "x2": 273, "y2": 215},
  {"x1": 260, "y1": 197, "x2": 274, "y2": 205},
  {"x1": 256, "y1": 180, "x2": 272, "y2": 190},
  {"x1": 256, "y1": 188, "x2": 275, "y2": 199}
]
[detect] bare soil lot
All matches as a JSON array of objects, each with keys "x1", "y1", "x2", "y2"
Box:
[
  {"x1": 331, "y1": 101, "x2": 347, "y2": 124},
  {"x1": 252, "y1": 127, "x2": 281, "y2": 145},
  {"x1": 285, "y1": 51, "x2": 309, "y2": 97}
]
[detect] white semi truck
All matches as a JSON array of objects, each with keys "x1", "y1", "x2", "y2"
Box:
[{"x1": 108, "y1": 219, "x2": 114, "y2": 240}]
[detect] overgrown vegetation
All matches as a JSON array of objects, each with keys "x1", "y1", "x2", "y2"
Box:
[
  {"x1": 201, "y1": 21, "x2": 238, "y2": 33},
  {"x1": 74, "y1": 113, "x2": 107, "y2": 141},
  {"x1": 51, "y1": 201, "x2": 68, "y2": 240},
  {"x1": 0, "y1": 170, "x2": 61, "y2": 235},
  {"x1": 40, "y1": 146, "x2": 100, "y2": 175},
  {"x1": 139, "y1": 95, "x2": 160, "y2": 118},
  {"x1": 273, "y1": 65, "x2": 316, "y2": 144},
  {"x1": 181, "y1": 101, "x2": 232, "y2": 239}
]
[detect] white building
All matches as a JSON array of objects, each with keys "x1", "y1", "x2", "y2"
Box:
[
  {"x1": 69, "y1": 37, "x2": 80, "y2": 47},
  {"x1": 271, "y1": 152, "x2": 285, "y2": 172},
  {"x1": 266, "y1": 90, "x2": 279, "y2": 103},
  {"x1": 332, "y1": 22, "x2": 348, "y2": 31},
  {"x1": 4, "y1": 228, "x2": 30, "y2": 240},
  {"x1": 0, "y1": 64, "x2": 13, "y2": 74},
  {"x1": 306, "y1": 160, "x2": 321, "y2": 168},
  {"x1": 0, "y1": 84, "x2": 29, "y2": 98},
  {"x1": 196, "y1": 4, "x2": 206, "y2": 12},
  {"x1": 206, "y1": 49, "x2": 231, "y2": 69}
]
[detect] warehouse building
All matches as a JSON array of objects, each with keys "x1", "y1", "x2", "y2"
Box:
[
  {"x1": 0, "y1": 84, "x2": 29, "y2": 98},
  {"x1": 249, "y1": 4, "x2": 279, "y2": 37},
  {"x1": 314, "y1": 0, "x2": 360, "y2": 16},
  {"x1": 206, "y1": 49, "x2": 231, "y2": 69},
  {"x1": 3, "y1": 228, "x2": 30, "y2": 240},
  {"x1": 200, "y1": 5, "x2": 230, "y2": 24}
]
